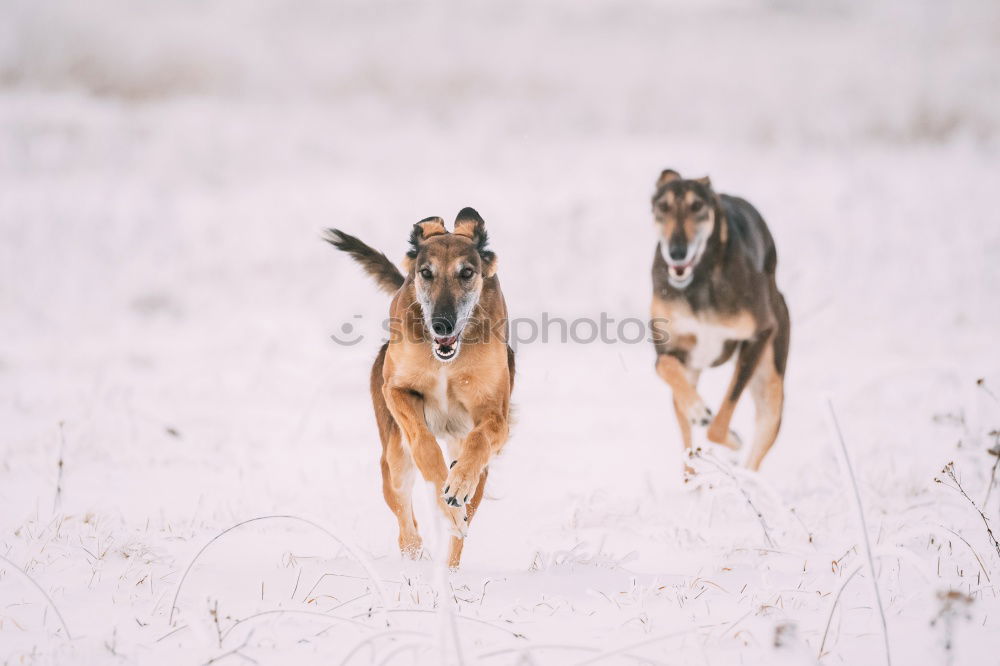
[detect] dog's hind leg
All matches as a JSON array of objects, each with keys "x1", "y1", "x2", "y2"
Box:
[
  {"x1": 372, "y1": 343, "x2": 422, "y2": 557},
  {"x1": 447, "y1": 467, "x2": 489, "y2": 568},
  {"x1": 707, "y1": 332, "x2": 771, "y2": 451},
  {"x1": 745, "y1": 340, "x2": 784, "y2": 471},
  {"x1": 381, "y1": 434, "x2": 421, "y2": 557},
  {"x1": 745, "y1": 295, "x2": 789, "y2": 471}
]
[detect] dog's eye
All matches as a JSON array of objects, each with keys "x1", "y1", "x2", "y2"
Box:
[
  {"x1": 459, "y1": 267, "x2": 475, "y2": 280},
  {"x1": 690, "y1": 200, "x2": 704, "y2": 213},
  {"x1": 419, "y1": 268, "x2": 433, "y2": 280},
  {"x1": 657, "y1": 202, "x2": 671, "y2": 214}
]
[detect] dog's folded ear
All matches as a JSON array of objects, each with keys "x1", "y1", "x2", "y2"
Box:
[
  {"x1": 695, "y1": 175, "x2": 712, "y2": 188},
  {"x1": 656, "y1": 169, "x2": 682, "y2": 189},
  {"x1": 454, "y1": 207, "x2": 498, "y2": 278},
  {"x1": 406, "y1": 217, "x2": 448, "y2": 259},
  {"x1": 403, "y1": 217, "x2": 448, "y2": 272}
]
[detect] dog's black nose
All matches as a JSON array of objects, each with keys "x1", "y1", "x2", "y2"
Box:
[
  {"x1": 432, "y1": 316, "x2": 455, "y2": 336},
  {"x1": 668, "y1": 244, "x2": 687, "y2": 261}
]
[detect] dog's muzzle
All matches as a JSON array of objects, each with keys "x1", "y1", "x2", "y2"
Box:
[{"x1": 661, "y1": 236, "x2": 707, "y2": 289}]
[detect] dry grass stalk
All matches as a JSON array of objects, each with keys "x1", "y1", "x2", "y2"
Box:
[
  {"x1": 167, "y1": 515, "x2": 388, "y2": 626},
  {"x1": 826, "y1": 399, "x2": 891, "y2": 666}
]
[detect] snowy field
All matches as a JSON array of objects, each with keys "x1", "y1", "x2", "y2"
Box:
[{"x1": 2, "y1": 0, "x2": 1000, "y2": 664}]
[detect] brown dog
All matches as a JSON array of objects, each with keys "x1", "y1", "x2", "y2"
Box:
[
  {"x1": 649, "y1": 170, "x2": 790, "y2": 472},
  {"x1": 325, "y1": 208, "x2": 514, "y2": 568}
]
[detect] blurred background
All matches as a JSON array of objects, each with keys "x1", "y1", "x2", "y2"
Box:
[
  {"x1": 1, "y1": 1, "x2": 999, "y2": 662},
  {"x1": 3, "y1": 0, "x2": 998, "y2": 470},
  {"x1": 3, "y1": 0, "x2": 1000, "y2": 552},
  {"x1": 4, "y1": 0, "x2": 1000, "y2": 574}
]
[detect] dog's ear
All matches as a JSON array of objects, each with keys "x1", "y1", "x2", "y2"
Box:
[
  {"x1": 656, "y1": 169, "x2": 682, "y2": 189},
  {"x1": 403, "y1": 216, "x2": 448, "y2": 272},
  {"x1": 406, "y1": 217, "x2": 448, "y2": 260},
  {"x1": 454, "y1": 207, "x2": 497, "y2": 277},
  {"x1": 453, "y1": 207, "x2": 484, "y2": 242},
  {"x1": 695, "y1": 175, "x2": 712, "y2": 189}
]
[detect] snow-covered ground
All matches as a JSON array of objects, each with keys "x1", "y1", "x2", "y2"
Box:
[{"x1": 2, "y1": 0, "x2": 1000, "y2": 664}]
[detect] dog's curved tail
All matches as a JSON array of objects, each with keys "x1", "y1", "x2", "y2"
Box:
[{"x1": 323, "y1": 229, "x2": 405, "y2": 295}]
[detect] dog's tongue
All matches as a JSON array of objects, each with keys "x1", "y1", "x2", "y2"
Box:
[{"x1": 435, "y1": 335, "x2": 458, "y2": 347}]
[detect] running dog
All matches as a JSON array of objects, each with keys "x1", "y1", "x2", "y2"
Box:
[
  {"x1": 324, "y1": 209, "x2": 514, "y2": 568},
  {"x1": 649, "y1": 170, "x2": 790, "y2": 472}
]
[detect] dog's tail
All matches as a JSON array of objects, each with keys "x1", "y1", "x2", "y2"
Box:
[{"x1": 323, "y1": 229, "x2": 405, "y2": 295}]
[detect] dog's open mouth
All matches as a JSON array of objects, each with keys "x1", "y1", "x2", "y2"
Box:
[
  {"x1": 669, "y1": 263, "x2": 692, "y2": 280},
  {"x1": 433, "y1": 334, "x2": 460, "y2": 361},
  {"x1": 663, "y1": 235, "x2": 708, "y2": 288}
]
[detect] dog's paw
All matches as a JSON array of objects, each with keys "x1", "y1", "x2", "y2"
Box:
[
  {"x1": 442, "y1": 463, "x2": 480, "y2": 509},
  {"x1": 438, "y1": 502, "x2": 468, "y2": 539},
  {"x1": 707, "y1": 420, "x2": 743, "y2": 450},
  {"x1": 399, "y1": 538, "x2": 423, "y2": 560},
  {"x1": 686, "y1": 400, "x2": 712, "y2": 427}
]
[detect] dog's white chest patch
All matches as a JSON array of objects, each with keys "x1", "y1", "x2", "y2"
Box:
[
  {"x1": 671, "y1": 313, "x2": 752, "y2": 369},
  {"x1": 423, "y1": 367, "x2": 473, "y2": 441}
]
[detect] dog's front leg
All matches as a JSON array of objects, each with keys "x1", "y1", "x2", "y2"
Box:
[
  {"x1": 383, "y1": 385, "x2": 467, "y2": 537},
  {"x1": 655, "y1": 353, "x2": 710, "y2": 425},
  {"x1": 443, "y1": 409, "x2": 507, "y2": 508}
]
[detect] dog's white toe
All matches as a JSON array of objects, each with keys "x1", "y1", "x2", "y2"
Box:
[{"x1": 688, "y1": 401, "x2": 712, "y2": 427}]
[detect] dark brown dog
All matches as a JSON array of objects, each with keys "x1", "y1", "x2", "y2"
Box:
[{"x1": 649, "y1": 170, "x2": 790, "y2": 472}]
